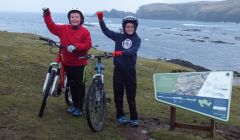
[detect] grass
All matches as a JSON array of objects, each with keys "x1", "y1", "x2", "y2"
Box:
[{"x1": 0, "y1": 31, "x2": 239, "y2": 140}]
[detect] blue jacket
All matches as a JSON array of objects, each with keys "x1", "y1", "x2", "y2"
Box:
[{"x1": 99, "y1": 20, "x2": 141, "y2": 69}]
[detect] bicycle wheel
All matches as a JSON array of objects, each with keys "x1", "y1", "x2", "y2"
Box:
[
  {"x1": 64, "y1": 85, "x2": 73, "y2": 106},
  {"x1": 38, "y1": 70, "x2": 56, "y2": 117},
  {"x1": 86, "y1": 82, "x2": 106, "y2": 132}
]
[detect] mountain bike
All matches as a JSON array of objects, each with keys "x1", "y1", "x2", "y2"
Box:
[
  {"x1": 38, "y1": 37, "x2": 72, "y2": 117},
  {"x1": 80, "y1": 53, "x2": 112, "y2": 132}
]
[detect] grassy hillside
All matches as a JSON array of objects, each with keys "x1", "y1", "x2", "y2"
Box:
[{"x1": 0, "y1": 31, "x2": 239, "y2": 140}]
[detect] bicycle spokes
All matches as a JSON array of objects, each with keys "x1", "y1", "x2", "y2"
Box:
[{"x1": 86, "y1": 83, "x2": 106, "y2": 132}]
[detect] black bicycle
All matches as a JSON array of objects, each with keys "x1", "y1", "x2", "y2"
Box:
[{"x1": 81, "y1": 53, "x2": 112, "y2": 132}]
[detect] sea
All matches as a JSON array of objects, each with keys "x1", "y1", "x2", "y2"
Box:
[{"x1": 0, "y1": 11, "x2": 240, "y2": 72}]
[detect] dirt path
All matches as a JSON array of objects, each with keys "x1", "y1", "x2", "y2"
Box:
[
  {"x1": 117, "y1": 117, "x2": 169, "y2": 140},
  {"x1": 117, "y1": 117, "x2": 240, "y2": 140}
]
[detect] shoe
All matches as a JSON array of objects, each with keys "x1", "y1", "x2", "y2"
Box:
[
  {"x1": 67, "y1": 106, "x2": 77, "y2": 113},
  {"x1": 72, "y1": 109, "x2": 82, "y2": 117},
  {"x1": 117, "y1": 116, "x2": 128, "y2": 125},
  {"x1": 129, "y1": 120, "x2": 139, "y2": 127}
]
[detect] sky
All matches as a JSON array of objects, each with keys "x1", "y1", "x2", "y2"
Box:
[{"x1": 0, "y1": 0, "x2": 225, "y2": 14}]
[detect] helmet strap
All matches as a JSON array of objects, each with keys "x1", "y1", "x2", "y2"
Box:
[{"x1": 72, "y1": 25, "x2": 80, "y2": 30}]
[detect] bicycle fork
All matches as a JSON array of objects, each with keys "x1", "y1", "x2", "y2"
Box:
[
  {"x1": 93, "y1": 74, "x2": 111, "y2": 103},
  {"x1": 42, "y1": 62, "x2": 61, "y2": 96}
]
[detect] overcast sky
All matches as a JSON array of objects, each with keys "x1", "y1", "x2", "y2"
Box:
[{"x1": 0, "y1": 0, "x2": 224, "y2": 14}]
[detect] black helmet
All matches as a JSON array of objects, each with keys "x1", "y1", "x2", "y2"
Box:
[
  {"x1": 67, "y1": 9, "x2": 84, "y2": 25},
  {"x1": 122, "y1": 16, "x2": 138, "y2": 29}
]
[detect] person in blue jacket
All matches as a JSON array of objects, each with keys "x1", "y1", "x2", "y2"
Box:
[{"x1": 96, "y1": 11, "x2": 141, "y2": 127}]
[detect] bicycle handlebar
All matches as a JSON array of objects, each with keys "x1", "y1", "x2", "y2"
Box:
[
  {"x1": 79, "y1": 52, "x2": 113, "y2": 60},
  {"x1": 39, "y1": 36, "x2": 61, "y2": 48}
]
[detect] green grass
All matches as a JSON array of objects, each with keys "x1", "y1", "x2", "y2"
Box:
[{"x1": 0, "y1": 31, "x2": 239, "y2": 140}]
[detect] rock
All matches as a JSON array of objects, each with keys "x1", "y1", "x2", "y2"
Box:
[
  {"x1": 166, "y1": 59, "x2": 210, "y2": 72},
  {"x1": 210, "y1": 40, "x2": 235, "y2": 45},
  {"x1": 188, "y1": 39, "x2": 206, "y2": 42},
  {"x1": 234, "y1": 37, "x2": 240, "y2": 41},
  {"x1": 182, "y1": 29, "x2": 201, "y2": 32},
  {"x1": 203, "y1": 37, "x2": 209, "y2": 39},
  {"x1": 141, "y1": 130, "x2": 148, "y2": 134}
]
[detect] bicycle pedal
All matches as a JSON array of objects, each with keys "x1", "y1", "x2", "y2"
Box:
[{"x1": 52, "y1": 93, "x2": 60, "y2": 97}]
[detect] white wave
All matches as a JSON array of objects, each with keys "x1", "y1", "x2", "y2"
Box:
[
  {"x1": 183, "y1": 23, "x2": 219, "y2": 28},
  {"x1": 150, "y1": 27, "x2": 161, "y2": 30},
  {"x1": 223, "y1": 28, "x2": 240, "y2": 31}
]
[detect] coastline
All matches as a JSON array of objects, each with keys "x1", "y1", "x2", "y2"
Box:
[
  {"x1": 157, "y1": 57, "x2": 240, "y2": 86},
  {"x1": 1, "y1": 30, "x2": 239, "y2": 86}
]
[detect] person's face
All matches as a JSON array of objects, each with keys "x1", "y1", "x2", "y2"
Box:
[
  {"x1": 69, "y1": 13, "x2": 81, "y2": 26},
  {"x1": 124, "y1": 23, "x2": 135, "y2": 35}
]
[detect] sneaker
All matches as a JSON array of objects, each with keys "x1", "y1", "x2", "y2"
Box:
[
  {"x1": 72, "y1": 109, "x2": 82, "y2": 117},
  {"x1": 129, "y1": 120, "x2": 139, "y2": 127},
  {"x1": 117, "y1": 116, "x2": 128, "y2": 125},
  {"x1": 67, "y1": 106, "x2": 77, "y2": 113}
]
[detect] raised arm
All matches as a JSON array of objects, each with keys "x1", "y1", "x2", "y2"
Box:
[
  {"x1": 42, "y1": 8, "x2": 61, "y2": 36},
  {"x1": 96, "y1": 11, "x2": 118, "y2": 41}
]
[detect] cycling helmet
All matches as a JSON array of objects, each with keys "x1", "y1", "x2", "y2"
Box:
[
  {"x1": 122, "y1": 16, "x2": 138, "y2": 29},
  {"x1": 67, "y1": 8, "x2": 84, "y2": 25}
]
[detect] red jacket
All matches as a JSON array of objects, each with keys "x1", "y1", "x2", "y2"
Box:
[{"x1": 44, "y1": 14, "x2": 92, "y2": 66}]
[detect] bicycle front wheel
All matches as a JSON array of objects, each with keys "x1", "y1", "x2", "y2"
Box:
[
  {"x1": 86, "y1": 82, "x2": 106, "y2": 132},
  {"x1": 38, "y1": 70, "x2": 56, "y2": 117}
]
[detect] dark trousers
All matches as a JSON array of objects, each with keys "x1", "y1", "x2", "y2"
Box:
[
  {"x1": 65, "y1": 65, "x2": 86, "y2": 111},
  {"x1": 113, "y1": 67, "x2": 138, "y2": 120}
]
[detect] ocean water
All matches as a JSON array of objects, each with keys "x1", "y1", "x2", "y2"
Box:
[{"x1": 0, "y1": 11, "x2": 240, "y2": 71}]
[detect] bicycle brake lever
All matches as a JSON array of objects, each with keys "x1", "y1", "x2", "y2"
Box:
[
  {"x1": 48, "y1": 39, "x2": 56, "y2": 46},
  {"x1": 104, "y1": 52, "x2": 112, "y2": 58}
]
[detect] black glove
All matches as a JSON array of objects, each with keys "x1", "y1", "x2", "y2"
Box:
[{"x1": 42, "y1": 8, "x2": 50, "y2": 16}]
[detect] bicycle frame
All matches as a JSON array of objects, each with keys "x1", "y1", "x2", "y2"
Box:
[
  {"x1": 93, "y1": 56, "x2": 104, "y2": 84},
  {"x1": 39, "y1": 37, "x2": 73, "y2": 117},
  {"x1": 40, "y1": 37, "x2": 66, "y2": 96},
  {"x1": 84, "y1": 52, "x2": 112, "y2": 132},
  {"x1": 86, "y1": 53, "x2": 112, "y2": 85}
]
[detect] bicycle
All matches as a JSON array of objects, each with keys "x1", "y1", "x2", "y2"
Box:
[
  {"x1": 80, "y1": 52, "x2": 112, "y2": 132},
  {"x1": 38, "y1": 37, "x2": 72, "y2": 117}
]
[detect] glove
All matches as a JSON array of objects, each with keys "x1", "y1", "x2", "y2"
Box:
[
  {"x1": 42, "y1": 8, "x2": 50, "y2": 16},
  {"x1": 67, "y1": 45, "x2": 76, "y2": 53},
  {"x1": 96, "y1": 11, "x2": 104, "y2": 21},
  {"x1": 112, "y1": 51, "x2": 123, "y2": 57}
]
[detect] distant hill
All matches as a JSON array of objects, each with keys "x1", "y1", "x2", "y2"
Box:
[
  {"x1": 95, "y1": 9, "x2": 135, "y2": 18},
  {"x1": 96, "y1": 0, "x2": 240, "y2": 23}
]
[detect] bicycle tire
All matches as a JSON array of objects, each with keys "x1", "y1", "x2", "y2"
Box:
[
  {"x1": 38, "y1": 70, "x2": 56, "y2": 117},
  {"x1": 64, "y1": 85, "x2": 73, "y2": 106},
  {"x1": 86, "y1": 82, "x2": 106, "y2": 132}
]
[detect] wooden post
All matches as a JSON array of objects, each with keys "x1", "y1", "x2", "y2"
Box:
[
  {"x1": 210, "y1": 119, "x2": 215, "y2": 137},
  {"x1": 170, "y1": 106, "x2": 176, "y2": 130},
  {"x1": 169, "y1": 106, "x2": 215, "y2": 137}
]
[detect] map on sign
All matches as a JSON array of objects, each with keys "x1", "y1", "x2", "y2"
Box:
[{"x1": 153, "y1": 71, "x2": 233, "y2": 121}]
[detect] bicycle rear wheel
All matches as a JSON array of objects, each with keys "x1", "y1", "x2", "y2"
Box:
[
  {"x1": 86, "y1": 82, "x2": 106, "y2": 132},
  {"x1": 38, "y1": 70, "x2": 56, "y2": 117}
]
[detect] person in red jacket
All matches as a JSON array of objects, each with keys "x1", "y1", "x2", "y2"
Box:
[{"x1": 43, "y1": 8, "x2": 92, "y2": 116}]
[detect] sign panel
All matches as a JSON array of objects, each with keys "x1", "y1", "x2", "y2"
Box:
[{"x1": 153, "y1": 71, "x2": 233, "y2": 121}]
